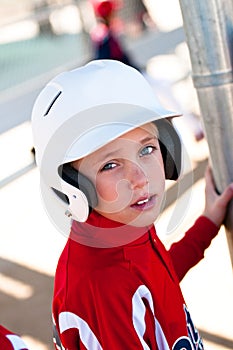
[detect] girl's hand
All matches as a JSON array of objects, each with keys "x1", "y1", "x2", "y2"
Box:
[{"x1": 202, "y1": 165, "x2": 233, "y2": 227}]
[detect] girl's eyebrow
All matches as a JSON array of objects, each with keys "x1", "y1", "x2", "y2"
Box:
[
  {"x1": 94, "y1": 135, "x2": 158, "y2": 166},
  {"x1": 93, "y1": 149, "x2": 121, "y2": 166},
  {"x1": 140, "y1": 135, "x2": 158, "y2": 144}
]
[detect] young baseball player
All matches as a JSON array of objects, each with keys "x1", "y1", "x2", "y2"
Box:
[{"x1": 31, "y1": 60, "x2": 233, "y2": 349}]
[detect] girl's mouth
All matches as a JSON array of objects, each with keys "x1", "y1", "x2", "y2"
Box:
[{"x1": 130, "y1": 195, "x2": 156, "y2": 211}]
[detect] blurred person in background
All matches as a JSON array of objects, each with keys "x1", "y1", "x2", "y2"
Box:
[
  {"x1": 119, "y1": 0, "x2": 157, "y2": 33},
  {"x1": 90, "y1": 0, "x2": 140, "y2": 69},
  {"x1": 89, "y1": 0, "x2": 204, "y2": 143}
]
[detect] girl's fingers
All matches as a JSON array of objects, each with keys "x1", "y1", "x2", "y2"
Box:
[{"x1": 218, "y1": 184, "x2": 233, "y2": 208}]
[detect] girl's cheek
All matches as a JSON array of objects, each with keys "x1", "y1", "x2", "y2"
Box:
[{"x1": 96, "y1": 179, "x2": 119, "y2": 202}]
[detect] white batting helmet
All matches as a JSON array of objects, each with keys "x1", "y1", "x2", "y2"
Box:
[{"x1": 32, "y1": 60, "x2": 182, "y2": 222}]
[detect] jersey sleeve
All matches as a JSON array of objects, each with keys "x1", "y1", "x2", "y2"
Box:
[
  {"x1": 0, "y1": 325, "x2": 30, "y2": 350},
  {"x1": 169, "y1": 215, "x2": 219, "y2": 281}
]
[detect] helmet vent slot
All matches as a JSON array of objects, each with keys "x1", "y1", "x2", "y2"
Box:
[
  {"x1": 52, "y1": 187, "x2": 69, "y2": 204},
  {"x1": 44, "y1": 91, "x2": 62, "y2": 116}
]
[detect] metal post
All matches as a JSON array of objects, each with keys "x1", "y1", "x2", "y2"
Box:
[{"x1": 179, "y1": 0, "x2": 233, "y2": 266}]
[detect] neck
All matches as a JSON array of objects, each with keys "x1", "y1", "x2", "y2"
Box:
[{"x1": 71, "y1": 210, "x2": 153, "y2": 248}]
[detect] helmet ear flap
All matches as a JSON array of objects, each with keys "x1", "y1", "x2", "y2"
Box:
[
  {"x1": 60, "y1": 164, "x2": 98, "y2": 213},
  {"x1": 159, "y1": 140, "x2": 179, "y2": 180},
  {"x1": 156, "y1": 120, "x2": 182, "y2": 181}
]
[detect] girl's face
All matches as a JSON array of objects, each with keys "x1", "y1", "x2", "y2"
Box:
[{"x1": 72, "y1": 123, "x2": 165, "y2": 227}]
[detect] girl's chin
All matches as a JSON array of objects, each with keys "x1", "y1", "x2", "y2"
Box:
[
  {"x1": 96, "y1": 204, "x2": 161, "y2": 227},
  {"x1": 112, "y1": 212, "x2": 159, "y2": 227}
]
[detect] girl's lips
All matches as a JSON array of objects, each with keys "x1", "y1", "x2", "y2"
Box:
[{"x1": 130, "y1": 195, "x2": 157, "y2": 211}]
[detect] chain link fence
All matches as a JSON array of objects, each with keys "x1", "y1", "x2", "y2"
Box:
[{"x1": 0, "y1": 0, "x2": 153, "y2": 93}]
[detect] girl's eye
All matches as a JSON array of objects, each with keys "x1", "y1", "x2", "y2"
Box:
[
  {"x1": 140, "y1": 145, "x2": 156, "y2": 157},
  {"x1": 101, "y1": 162, "x2": 117, "y2": 172}
]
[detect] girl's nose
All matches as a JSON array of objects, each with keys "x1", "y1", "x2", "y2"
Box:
[{"x1": 126, "y1": 162, "x2": 148, "y2": 190}]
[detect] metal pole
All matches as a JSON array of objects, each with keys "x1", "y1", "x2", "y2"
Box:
[{"x1": 179, "y1": 0, "x2": 233, "y2": 266}]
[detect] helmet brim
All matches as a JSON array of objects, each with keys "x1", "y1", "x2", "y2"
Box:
[{"x1": 62, "y1": 103, "x2": 181, "y2": 164}]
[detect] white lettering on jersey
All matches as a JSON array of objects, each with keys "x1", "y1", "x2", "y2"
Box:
[
  {"x1": 58, "y1": 287, "x2": 202, "y2": 350},
  {"x1": 59, "y1": 311, "x2": 103, "y2": 350},
  {"x1": 132, "y1": 285, "x2": 170, "y2": 350}
]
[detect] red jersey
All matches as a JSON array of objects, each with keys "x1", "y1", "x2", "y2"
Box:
[{"x1": 52, "y1": 211, "x2": 218, "y2": 349}]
